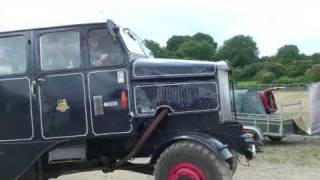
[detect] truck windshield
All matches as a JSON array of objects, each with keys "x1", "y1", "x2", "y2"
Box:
[{"x1": 119, "y1": 27, "x2": 153, "y2": 58}]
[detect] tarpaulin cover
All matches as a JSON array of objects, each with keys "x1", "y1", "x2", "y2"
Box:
[
  {"x1": 309, "y1": 83, "x2": 320, "y2": 135},
  {"x1": 233, "y1": 90, "x2": 266, "y2": 114}
]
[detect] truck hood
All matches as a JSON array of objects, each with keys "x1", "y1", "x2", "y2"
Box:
[{"x1": 131, "y1": 58, "x2": 229, "y2": 79}]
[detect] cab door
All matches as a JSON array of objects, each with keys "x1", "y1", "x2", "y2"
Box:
[
  {"x1": 0, "y1": 32, "x2": 34, "y2": 142},
  {"x1": 35, "y1": 28, "x2": 88, "y2": 139},
  {"x1": 86, "y1": 28, "x2": 132, "y2": 135}
]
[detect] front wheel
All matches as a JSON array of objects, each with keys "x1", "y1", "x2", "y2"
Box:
[{"x1": 154, "y1": 141, "x2": 232, "y2": 180}]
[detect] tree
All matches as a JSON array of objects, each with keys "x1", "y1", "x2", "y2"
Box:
[
  {"x1": 232, "y1": 63, "x2": 264, "y2": 81},
  {"x1": 192, "y1": 33, "x2": 217, "y2": 50},
  {"x1": 286, "y1": 60, "x2": 312, "y2": 78},
  {"x1": 166, "y1": 35, "x2": 190, "y2": 52},
  {"x1": 144, "y1": 39, "x2": 170, "y2": 58},
  {"x1": 165, "y1": 33, "x2": 218, "y2": 60},
  {"x1": 257, "y1": 72, "x2": 276, "y2": 83},
  {"x1": 261, "y1": 62, "x2": 287, "y2": 77},
  {"x1": 305, "y1": 64, "x2": 320, "y2": 82},
  {"x1": 175, "y1": 40, "x2": 215, "y2": 60},
  {"x1": 311, "y1": 53, "x2": 320, "y2": 60},
  {"x1": 276, "y1": 44, "x2": 300, "y2": 60},
  {"x1": 217, "y1": 35, "x2": 259, "y2": 67}
]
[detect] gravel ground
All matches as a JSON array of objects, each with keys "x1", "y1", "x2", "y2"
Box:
[{"x1": 56, "y1": 135, "x2": 320, "y2": 180}]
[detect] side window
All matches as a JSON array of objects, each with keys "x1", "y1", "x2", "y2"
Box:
[
  {"x1": 40, "y1": 31, "x2": 81, "y2": 71},
  {"x1": 89, "y1": 29, "x2": 125, "y2": 67},
  {"x1": 0, "y1": 36, "x2": 27, "y2": 75}
]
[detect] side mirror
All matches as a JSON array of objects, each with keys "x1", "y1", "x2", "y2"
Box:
[{"x1": 106, "y1": 19, "x2": 119, "y2": 42}]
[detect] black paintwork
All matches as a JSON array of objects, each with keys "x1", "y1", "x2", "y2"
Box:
[
  {"x1": 39, "y1": 74, "x2": 87, "y2": 139},
  {"x1": 0, "y1": 141, "x2": 58, "y2": 180},
  {"x1": 88, "y1": 69, "x2": 131, "y2": 135},
  {"x1": 0, "y1": 22, "x2": 251, "y2": 180},
  {"x1": 132, "y1": 58, "x2": 216, "y2": 79},
  {"x1": 0, "y1": 78, "x2": 33, "y2": 141}
]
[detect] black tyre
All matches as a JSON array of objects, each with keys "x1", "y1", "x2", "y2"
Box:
[
  {"x1": 154, "y1": 141, "x2": 232, "y2": 180},
  {"x1": 228, "y1": 150, "x2": 238, "y2": 176},
  {"x1": 268, "y1": 136, "x2": 283, "y2": 143}
]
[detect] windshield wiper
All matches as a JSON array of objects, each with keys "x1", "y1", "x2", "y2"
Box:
[
  {"x1": 123, "y1": 28, "x2": 149, "y2": 57},
  {"x1": 123, "y1": 28, "x2": 136, "y2": 41}
]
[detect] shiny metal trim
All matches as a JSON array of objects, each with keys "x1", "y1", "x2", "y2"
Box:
[{"x1": 133, "y1": 81, "x2": 219, "y2": 117}]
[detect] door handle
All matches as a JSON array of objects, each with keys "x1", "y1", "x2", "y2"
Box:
[{"x1": 31, "y1": 80, "x2": 37, "y2": 97}]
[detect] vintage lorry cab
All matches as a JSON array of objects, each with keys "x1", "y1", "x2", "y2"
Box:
[{"x1": 0, "y1": 20, "x2": 256, "y2": 180}]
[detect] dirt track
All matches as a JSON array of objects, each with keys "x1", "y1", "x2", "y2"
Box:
[{"x1": 57, "y1": 135, "x2": 320, "y2": 180}]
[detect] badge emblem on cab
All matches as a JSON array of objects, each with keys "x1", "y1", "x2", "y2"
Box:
[{"x1": 56, "y1": 99, "x2": 70, "y2": 112}]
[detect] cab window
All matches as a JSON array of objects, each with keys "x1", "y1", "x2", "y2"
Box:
[
  {"x1": 40, "y1": 31, "x2": 81, "y2": 71},
  {"x1": 89, "y1": 29, "x2": 125, "y2": 67},
  {"x1": 0, "y1": 36, "x2": 27, "y2": 75}
]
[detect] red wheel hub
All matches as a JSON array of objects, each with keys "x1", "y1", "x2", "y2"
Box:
[{"x1": 168, "y1": 162, "x2": 207, "y2": 180}]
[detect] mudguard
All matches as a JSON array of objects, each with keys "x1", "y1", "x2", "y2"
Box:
[
  {"x1": 150, "y1": 132, "x2": 233, "y2": 164},
  {"x1": 243, "y1": 125, "x2": 264, "y2": 141},
  {"x1": 0, "y1": 141, "x2": 63, "y2": 180}
]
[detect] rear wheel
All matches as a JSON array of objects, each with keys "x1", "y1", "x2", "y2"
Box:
[
  {"x1": 154, "y1": 141, "x2": 231, "y2": 180},
  {"x1": 228, "y1": 150, "x2": 238, "y2": 176}
]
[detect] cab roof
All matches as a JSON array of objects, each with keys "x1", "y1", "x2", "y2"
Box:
[{"x1": 0, "y1": 22, "x2": 106, "y2": 34}]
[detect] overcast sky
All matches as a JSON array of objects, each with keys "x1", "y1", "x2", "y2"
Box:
[{"x1": 0, "y1": 0, "x2": 319, "y2": 56}]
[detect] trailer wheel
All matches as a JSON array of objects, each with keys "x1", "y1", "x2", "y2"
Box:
[
  {"x1": 154, "y1": 141, "x2": 231, "y2": 180},
  {"x1": 268, "y1": 136, "x2": 283, "y2": 143}
]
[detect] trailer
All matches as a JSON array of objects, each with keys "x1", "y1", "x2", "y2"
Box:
[{"x1": 234, "y1": 89, "x2": 307, "y2": 142}]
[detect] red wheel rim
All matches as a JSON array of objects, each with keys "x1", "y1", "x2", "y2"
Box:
[{"x1": 168, "y1": 162, "x2": 207, "y2": 180}]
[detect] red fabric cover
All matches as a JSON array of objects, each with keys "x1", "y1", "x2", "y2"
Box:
[{"x1": 259, "y1": 91, "x2": 278, "y2": 114}]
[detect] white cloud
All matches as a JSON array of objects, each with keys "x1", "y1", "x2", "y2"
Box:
[{"x1": 0, "y1": 0, "x2": 319, "y2": 56}]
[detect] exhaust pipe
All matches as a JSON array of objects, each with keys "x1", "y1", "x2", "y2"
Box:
[{"x1": 116, "y1": 109, "x2": 169, "y2": 166}]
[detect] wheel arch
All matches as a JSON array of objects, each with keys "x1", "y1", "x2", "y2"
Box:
[
  {"x1": 150, "y1": 132, "x2": 233, "y2": 165},
  {"x1": 243, "y1": 125, "x2": 264, "y2": 140},
  {"x1": 14, "y1": 141, "x2": 67, "y2": 180}
]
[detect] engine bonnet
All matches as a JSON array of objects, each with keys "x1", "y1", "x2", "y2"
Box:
[{"x1": 132, "y1": 58, "x2": 229, "y2": 79}]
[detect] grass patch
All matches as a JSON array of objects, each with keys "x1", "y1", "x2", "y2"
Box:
[{"x1": 236, "y1": 81, "x2": 257, "y2": 85}]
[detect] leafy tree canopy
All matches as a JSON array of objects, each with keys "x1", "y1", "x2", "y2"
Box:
[
  {"x1": 144, "y1": 33, "x2": 319, "y2": 84},
  {"x1": 311, "y1": 53, "x2": 320, "y2": 60},
  {"x1": 217, "y1": 35, "x2": 259, "y2": 67},
  {"x1": 306, "y1": 64, "x2": 320, "y2": 82},
  {"x1": 175, "y1": 40, "x2": 215, "y2": 60},
  {"x1": 166, "y1": 35, "x2": 190, "y2": 52},
  {"x1": 276, "y1": 44, "x2": 300, "y2": 60},
  {"x1": 192, "y1": 33, "x2": 217, "y2": 49},
  {"x1": 144, "y1": 39, "x2": 170, "y2": 58}
]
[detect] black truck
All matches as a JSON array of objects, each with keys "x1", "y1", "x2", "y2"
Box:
[{"x1": 0, "y1": 20, "x2": 256, "y2": 180}]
